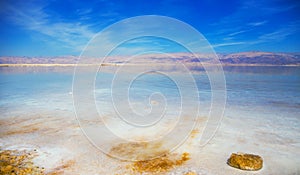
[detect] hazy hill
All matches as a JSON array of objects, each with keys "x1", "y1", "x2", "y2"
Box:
[
  {"x1": 1, "y1": 52, "x2": 299, "y2": 65},
  {"x1": 219, "y1": 52, "x2": 300, "y2": 65}
]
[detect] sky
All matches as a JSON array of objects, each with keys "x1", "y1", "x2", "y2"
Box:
[{"x1": 0, "y1": 0, "x2": 299, "y2": 56}]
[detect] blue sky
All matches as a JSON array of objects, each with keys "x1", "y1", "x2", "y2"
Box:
[{"x1": 0, "y1": 0, "x2": 299, "y2": 56}]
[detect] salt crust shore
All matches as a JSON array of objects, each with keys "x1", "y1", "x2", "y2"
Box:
[{"x1": 1, "y1": 108, "x2": 299, "y2": 174}]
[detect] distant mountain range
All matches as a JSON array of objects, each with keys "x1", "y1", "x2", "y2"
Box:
[{"x1": 1, "y1": 52, "x2": 300, "y2": 66}]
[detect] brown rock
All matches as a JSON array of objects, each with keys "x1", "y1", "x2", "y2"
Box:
[{"x1": 227, "y1": 153, "x2": 263, "y2": 171}]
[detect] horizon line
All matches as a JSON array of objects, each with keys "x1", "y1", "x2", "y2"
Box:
[{"x1": 1, "y1": 50, "x2": 300, "y2": 58}]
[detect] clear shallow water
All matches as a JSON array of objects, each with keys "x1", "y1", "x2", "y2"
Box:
[
  {"x1": 1, "y1": 66, "x2": 299, "y2": 117},
  {"x1": 0, "y1": 66, "x2": 300, "y2": 174},
  {"x1": 0, "y1": 67, "x2": 74, "y2": 112}
]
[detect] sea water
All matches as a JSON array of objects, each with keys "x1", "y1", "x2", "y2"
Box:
[{"x1": 0, "y1": 66, "x2": 299, "y2": 174}]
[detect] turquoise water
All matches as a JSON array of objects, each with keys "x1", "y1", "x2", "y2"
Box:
[
  {"x1": 0, "y1": 67, "x2": 73, "y2": 112},
  {"x1": 1, "y1": 66, "x2": 299, "y2": 144},
  {"x1": 1, "y1": 66, "x2": 299, "y2": 117}
]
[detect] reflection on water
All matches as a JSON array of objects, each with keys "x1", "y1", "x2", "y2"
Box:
[
  {"x1": 222, "y1": 66, "x2": 300, "y2": 75},
  {"x1": 1, "y1": 65, "x2": 299, "y2": 117},
  {"x1": 1, "y1": 65, "x2": 299, "y2": 74},
  {"x1": 0, "y1": 66, "x2": 75, "y2": 74}
]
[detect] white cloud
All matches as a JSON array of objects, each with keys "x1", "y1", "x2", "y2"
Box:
[
  {"x1": 2, "y1": 1, "x2": 96, "y2": 52},
  {"x1": 228, "y1": 30, "x2": 248, "y2": 36},
  {"x1": 248, "y1": 21, "x2": 267, "y2": 27},
  {"x1": 253, "y1": 21, "x2": 299, "y2": 44},
  {"x1": 212, "y1": 42, "x2": 246, "y2": 48},
  {"x1": 257, "y1": 28, "x2": 296, "y2": 42}
]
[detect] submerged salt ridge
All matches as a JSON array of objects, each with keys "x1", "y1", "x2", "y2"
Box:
[{"x1": 0, "y1": 66, "x2": 300, "y2": 174}]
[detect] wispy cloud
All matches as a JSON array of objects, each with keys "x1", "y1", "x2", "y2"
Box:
[
  {"x1": 250, "y1": 20, "x2": 299, "y2": 45},
  {"x1": 248, "y1": 20, "x2": 267, "y2": 27},
  {"x1": 228, "y1": 30, "x2": 248, "y2": 37},
  {"x1": 76, "y1": 8, "x2": 93, "y2": 16},
  {"x1": 210, "y1": 0, "x2": 296, "y2": 35},
  {"x1": 212, "y1": 42, "x2": 246, "y2": 48},
  {"x1": 216, "y1": 25, "x2": 297, "y2": 49},
  {"x1": 208, "y1": 0, "x2": 299, "y2": 52},
  {"x1": 2, "y1": 1, "x2": 96, "y2": 52},
  {"x1": 257, "y1": 27, "x2": 297, "y2": 42}
]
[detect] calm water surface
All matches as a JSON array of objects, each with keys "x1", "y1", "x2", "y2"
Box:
[
  {"x1": 1, "y1": 66, "x2": 299, "y2": 174},
  {"x1": 0, "y1": 66, "x2": 299, "y2": 117}
]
